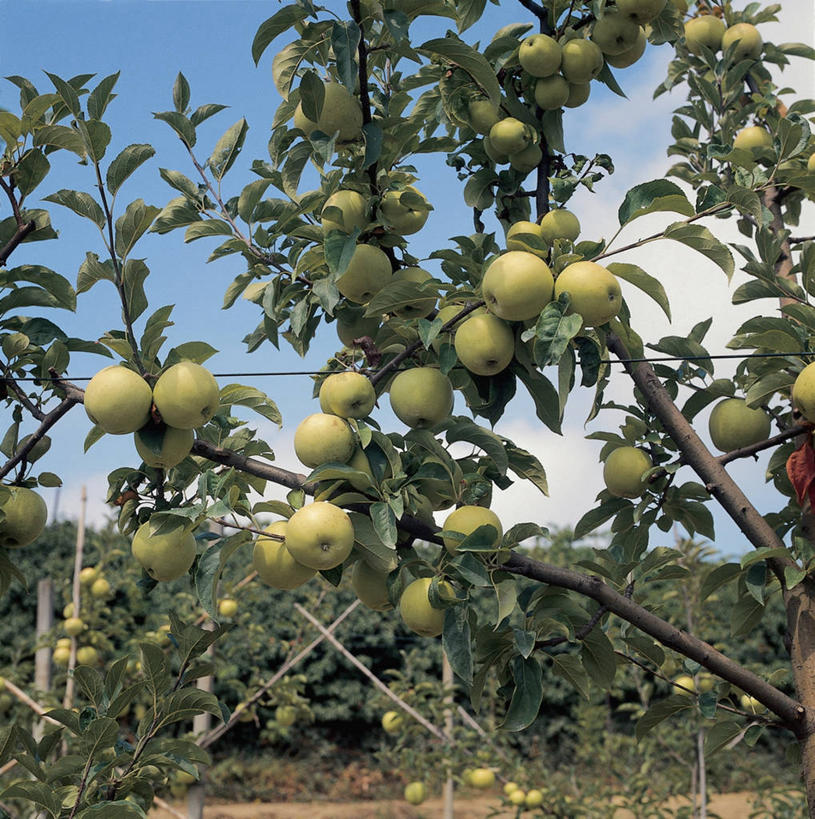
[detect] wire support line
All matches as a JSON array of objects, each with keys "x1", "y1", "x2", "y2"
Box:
[{"x1": 2, "y1": 350, "x2": 814, "y2": 383}]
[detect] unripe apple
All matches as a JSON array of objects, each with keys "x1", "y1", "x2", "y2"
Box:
[
  {"x1": 481, "y1": 251, "x2": 555, "y2": 321},
  {"x1": 64, "y1": 617, "x2": 84, "y2": 637},
  {"x1": 733, "y1": 125, "x2": 772, "y2": 152},
  {"x1": 321, "y1": 190, "x2": 368, "y2": 233},
  {"x1": 0, "y1": 486, "x2": 47, "y2": 548},
  {"x1": 592, "y1": 11, "x2": 641, "y2": 55},
  {"x1": 399, "y1": 576, "x2": 455, "y2": 637},
  {"x1": 794, "y1": 362, "x2": 815, "y2": 422},
  {"x1": 684, "y1": 16, "x2": 726, "y2": 55},
  {"x1": 469, "y1": 768, "x2": 496, "y2": 789},
  {"x1": 391, "y1": 267, "x2": 437, "y2": 318},
  {"x1": 564, "y1": 82, "x2": 591, "y2": 107},
  {"x1": 152, "y1": 362, "x2": 220, "y2": 430},
  {"x1": 673, "y1": 674, "x2": 696, "y2": 694},
  {"x1": 76, "y1": 645, "x2": 99, "y2": 666},
  {"x1": 560, "y1": 39, "x2": 604, "y2": 83},
  {"x1": 404, "y1": 781, "x2": 427, "y2": 805},
  {"x1": 606, "y1": 28, "x2": 647, "y2": 68},
  {"x1": 442, "y1": 505, "x2": 503, "y2": 554},
  {"x1": 534, "y1": 75, "x2": 570, "y2": 110},
  {"x1": 506, "y1": 221, "x2": 548, "y2": 258},
  {"x1": 84, "y1": 366, "x2": 153, "y2": 435},
  {"x1": 808, "y1": 153, "x2": 815, "y2": 173},
  {"x1": 488, "y1": 118, "x2": 531, "y2": 155},
  {"x1": 508, "y1": 143, "x2": 543, "y2": 176},
  {"x1": 336, "y1": 244, "x2": 392, "y2": 304},
  {"x1": 379, "y1": 185, "x2": 431, "y2": 235},
  {"x1": 454, "y1": 314, "x2": 515, "y2": 376},
  {"x1": 351, "y1": 559, "x2": 394, "y2": 611},
  {"x1": 526, "y1": 789, "x2": 545, "y2": 808},
  {"x1": 519, "y1": 34, "x2": 562, "y2": 77},
  {"x1": 389, "y1": 367, "x2": 454, "y2": 429},
  {"x1": 381, "y1": 710, "x2": 404, "y2": 733},
  {"x1": 134, "y1": 424, "x2": 195, "y2": 469},
  {"x1": 509, "y1": 789, "x2": 526, "y2": 806},
  {"x1": 294, "y1": 81, "x2": 363, "y2": 142},
  {"x1": 131, "y1": 522, "x2": 197, "y2": 582},
  {"x1": 294, "y1": 413, "x2": 356, "y2": 468},
  {"x1": 53, "y1": 645, "x2": 71, "y2": 667},
  {"x1": 218, "y1": 598, "x2": 238, "y2": 617},
  {"x1": 336, "y1": 310, "x2": 381, "y2": 347},
  {"x1": 603, "y1": 446, "x2": 652, "y2": 498},
  {"x1": 319, "y1": 372, "x2": 376, "y2": 419},
  {"x1": 740, "y1": 693, "x2": 762, "y2": 712},
  {"x1": 616, "y1": 0, "x2": 666, "y2": 24},
  {"x1": 79, "y1": 566, "x2": 99, "y2": 586},
  {"x1": 708, "y1": 398, "x2": 771, "y2": 452},
  {"x1": 539, "y1": 208, "x2": 580, "y2": 243},
  {"x1": 722, "y1": 22, "x2": 762, "y2": 61},
  {"x1": 554, "y1": 261, "x2": 622, "y2": 327},
  {"x1": 253, "y1": 520, "x2": 317, "y2": 590},
  {"x1": 284, "y1": 501, "x2": 355, "y2": 570},
  {"x1": 468, "y1": 99, "x2": 500, "y2": 135},
  {"x1": 483, "y1": 135, "x2": 510, "y2": 165},
  {"x1": 90, "y1": 577, "x2": 111, "y2": 599}
]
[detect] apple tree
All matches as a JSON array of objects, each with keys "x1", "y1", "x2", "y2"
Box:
[{"x1": 1, "y1": 0, "x2": 815, "y2": 813}]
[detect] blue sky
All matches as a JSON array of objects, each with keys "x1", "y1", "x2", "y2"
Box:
[{"x1": 2, "y1": 0, "x2": 813, "y2": 555}]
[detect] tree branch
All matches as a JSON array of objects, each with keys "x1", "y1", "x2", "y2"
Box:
[
  {"x1": 350, "y1": 0, "x2": 378, "y2": 189},
  {"x1": 717, "y1": 423, "x2": 809, "y2": 467},
  {"x1": 0, "y1": 219, "x2": 36, "y2": 267}
]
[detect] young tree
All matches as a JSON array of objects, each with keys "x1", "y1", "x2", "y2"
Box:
[{"x1": 1, "y1": 0, "x2": 814, "y2": 813}]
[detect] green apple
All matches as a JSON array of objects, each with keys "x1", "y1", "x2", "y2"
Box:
[
  {"x1": 253, "y1": 520, "x2": 317, "y2": 589},
  {"x1": 53, "y1": 645, "x2": 71, "y2": 667},
  {"x1": 399, "y1": 576, "x2": 455, "y2": 637},
  {"x1": 672, "y1": 0, "x2": 686, "y2": 9},
  {"x1": 733, "y1": 125, "x2": 772, "y2": 152},
  {"x1": 673, "y1": 674, "x2": 696, "y2": 695},
  {"x1": 79, "y1": 566, "x2": 98, "y2": 586},
  {"x1": 404, "y1": 782, "x2": 427, "y2": 805},
  {"x1": 319, "y1": 372, "x2": 376, "y2": 419},
  {"x1": 294, "y1": 413, "x2": 356, "y2": 468},
  {"x1": 603, "y1": 446, "x2": 652, "y2": 498},
  {"x1": 606, "y1": 28, "x2": 647, "y2": 68},
  {"x1": 509, "y1": 142, "x2": 543, "y2": 174},
  {"x1": 808, "y1": 153, "x2": 815, "y2": 172},
  {"x1": 554, "y1": 261, "x2": 622, "y2": 326},
  {"x1": 708, "y1": 398, "x2": 771, "y2": 452},
  {"x1": 506, "y1": 221, "x2": 548, "y2": 258},
  {"x1": 391, "y1": 267, "x2": 437, "y2": 318},
  {"x1": 351, "y1": 559, "x2": 393, "y2": 611},
  {"x1": 684, "y1": 16, "x2": 726, "y2": 55},
  {"x1": 275, "y1": 704, "x2": 297, "y2": 726},
  {"x1": 294, "y1": 81, "x2": 363, "y2": 142},
  {"x1": 131, "y1": 521, "x2": 197, "y2": 582},
  {"x1": 481, "y1": 251, "x2": 555, "y2": 321},
  {"x1": 526, "y1": 790, "x2": 545, "y2": 808},
  {"x1": 740, "y1": 694, "x2": 762, "y2": 712},
  {"x1": 218, "y1": 598, "x2": 238, "y2": 617},
  {"x1": 0, "y1": 486, "x2": 47, "y2": 548},
  {"x1": 560, "y1": 38, "x2": 605, "y2": 82},
  {"x1": 534, "y1": 75, "x2": 570, "y2": 110},
  {"x1": 454, "y1": 313, "x2": 515, "y2": 376},
  {"x1": 336, "y1": 244, "x2": 392, "y2": 304},
  {"x1": 321, "y1": 190, "x2": 368, "y2": 233},
  {"x1": 76, "y1": 646, "x2": 98, "y2": 666},
  {"x1": 592, "y1": 11, "x2": 641, "y2": 55},
  {"x1": 64, "y1": 616, "x2": 84, "y2": 637},
  {"x1": 509, "y1": 790, "x2": 526, "y2": 806},
  {"x1": 539, "y1": 208, "x2": 580, "y2": 243},
  {"x1": 336, "y1": 309, "x2": 381, "y2": 347},
  {"x1": 379, "y1": 186, "x2": 431, "y2": 235},
  {"x1": 488, "y1": 118, "x2": 531, "y2": 155},
  {"x1": 284, "y1": 501, "x2": 355, "y2": 570},
  {"x1": 381, "y1": 710, "x2": 404, "y2": 733},
  {"x1": 84, "y1": 365, "x2": 153, "y2": 435},
  {"x1": 431, "y1": 303, "x2": 476, "y2": 352},
  {"x1": 389, "y1": 367, "x2": 454, "y2": 429},
  {"x1": 468, "y1": 98, "x2": 500, "y2": 135},
  {"x1": 722, "y1": 22, "x2": 762, "y2": 61},
  {"x1": 519, "y1": 34, "x2": 562, "y2": 77},
  {"x1": 469, "y1": 768, "x2": 496, "y2": 789},
  {"x1": 564, "y1": 82, "x2": 591, "y2": 107},
  {"x1": 90, "y1": 577, "x2": 111, "y2": 599},
  {"x1": 134, "y1": 424, "x2": 194, "y2": 469},
  {"x1": 152, "y1": 362, "x2": 220, "y2": 430},
  {"x1": 616, "y1": 0, "x2": 666, "y2": 24},
  {"x1": 483, "y1": 135, "x2": 510, "y2": 164},
  {"x1": 794, "y1": 364, "x2": 815, "y2": 422},
  {"x1": 442, "y1": 505, "x2": 503, "y2": 554}
]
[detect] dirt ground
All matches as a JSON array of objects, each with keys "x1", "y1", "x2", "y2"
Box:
[{"x1": 149, "y1": 791, "x2": 764, "y2": 818}]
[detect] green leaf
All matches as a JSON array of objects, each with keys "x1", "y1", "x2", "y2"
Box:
[
  {"x1": 194, "y1": 541, "x2": 222, "y2": 622},
  {"x1": 252, "y1": 4, "x2": 309, "y2": 65},
  {"x1": 237, "y1": 179, "x2": 271, "y2": 223},
  {"x1": 218, "y1": 383, "x2": 281, "y2": 425},
  {"x1": 43, "y1": 189, "x2": 105, "y2": 229},
  {"x1": 14, "y1": 148, "x2": 50, "y2": 196},
  {"x1": 88, "y1": 71, "x2": 120, "y2": 120},
  {"x1": 331, "y1": 20, "x2": 361, "y2": 93},
  {"x1": 704, "y1": 720, "x2": 743, "y2": 756},
  {"x1": 3, "y1": 264, "x2": 75, "y2": 310},
  {"x1": 443, "y1": 605, "x2": 473, "y2": 685},
  {"x1": 595, "y1": 62, "x2": 626, "y2": 98},
  {"x1": 663, "y1": 222, "x2": 734, "y2": 280},
  {"x1": 121, "y1": 259, "x2": 149, "y2": 321},
  {"x1": 418, "y1": 36, "x2": 501, "y2": 107},
  {"x1": 1, "y1": 782, "x2": 61, "y2": 817},
  {"x1": 151, "y1": 196, "x2": 203, "y2": 234},
  {"x1": 114, "y1": 199, "x2": 160, "y2": 258},
  {"x1": 77, "y1": 252, "x2": 115, "y2": 294},
  {"x1": 494, "y1": 578, "x2": 517, "y2": 624},
  {"x1": 512, "y1": 363, "x2": 561, "y2": 434},
  {"x1": 370, "y1": 501, "x2": 397, "y2": 548},
  {"x1": 500, "y1": 655, "x2": 543, "y2": 731},
  {"x1": 551, "y1": 653, "x2": 591, "y2": 701},
  {"x1": 731, "y1": 594, "x2": 765, "y2": 638},
  {"x1": 79, "y1": 716, "x2": 119, "y2": 755},
  {"x1": 523, "y1": 296, "x2": 582, "y2": 368},
  {"x1": 185, "y1": 220, "x2": 233, "y2": 242},
  {"x1": 77, "y1": 802, "x2": 148, "y2": 818},
  {"x1": 106, "y1": 144, "x2": 155, "y2": 196},
  {"x1": 505, "y1": 444, "x2": 548, "y2": 496},
  {"x1": 173, "y1": 72, "x2": 190, "y2": 113},
  {"x1": 33, "y1": 124, "x2": 86, "y2": 156},
  {"x1": 573, "y1": 498, "x2": 629, "y2": 539},
  {"x1": 153, "y1": 111, "x2": 196, "y2": 147},
  {"x1": 635, "y1": 694, "x2": 693, "y2": 740},
  {"x1": 444, "y1": 418, "x2": 508, "y2": 475},
  {"x1": 580, "y1": 627, "x2": 616, "y2": 690},
  {"x1": 606, "y1": 262, "x2": 671, "y2": 320},
  {"x1": 208, "y1": 118, "x2": 248, "y2": 181},
  {"x1": 273, "y1": 40, "x2": 311, "y2": 99},
  {"x1": 617, "y1": 179, "x2": 694, "y2": 226},
  {"x1": 139, "y1": 640, "x2": 171, "y2": 697}
]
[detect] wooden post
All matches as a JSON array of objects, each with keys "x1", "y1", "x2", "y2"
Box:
[
  {"x1": 442, "y1": 650, "x2": 454, "y2": 819},
  {"x1": 187, "y1": 623, "x2": 214, "y2": 819},
  {"x1": 62, "y1": 486, "x2": 86, "y2": 711},
  {"x1": 33, "y1": 578, "x2": 54, "y2": 742}
]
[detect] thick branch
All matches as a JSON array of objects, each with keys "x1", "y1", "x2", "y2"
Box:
[
  {"x1": 0, "y1": 219, "x2": 36, "y2": 266},
  {"x1": 504, "y1": 552, "x2": 805, "y2": 728},
  {"x1": 350, "y1": 0, "x2": 377, "y2": 189}
]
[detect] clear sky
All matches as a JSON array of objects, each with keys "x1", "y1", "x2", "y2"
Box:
[{"x1": 2, "y1": 0, "x2": 813, "y2": 556}]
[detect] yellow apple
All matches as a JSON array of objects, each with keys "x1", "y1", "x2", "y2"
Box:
[
  {"x1": 808, "y1": 153, "x2": 815, "y2": 172},
  {"x1": 554, "y1": 261, "x2": 622, "y2": 326},
  {"x1": 504, "y1": 782, "x2": 520, "y2": 795},
  {"x1": 275, "y1": 704, "x2": 297, "y2": 726},
  {"x1": 481, "y1": 251, "x2": 555, "y2": 321},
  {"x1": 399, "y1": 576, "x2": 455, "y2": 637},
  {"x1": 606, "y1": 28, "x2": 647, "y2": 68},
  {"x1": 352, "y1": 559, "x2": 394, "y2": 611},
  {"x1": 379, "y1": 185, "x2": 431, "y2": 235},
  {"x1": 404, "y1": 782, "x2": 427, "y2": 805},
  {"x1": 603, "y1": 446, "x2": 652, "y2": 498},
  {"x1": 592, "y1": 11, "x2": 641, "y2": 55},
  {"x1": 616, "y1": 0, "x2": 666, "y2": 24},
  {"x1": 64, "y1": 616, "x2": 84, "y2": 637},
  {"x1": 389, "y1": 367, "x2": 454, "y2": 429},
  {"x1": 534, "y1": 75, "x2": 570, "y2": 110},
  {"x1": 539, "y1": 208, "x2": 580, "y2": 243},
  {"x1": 488, "y1": 118, "x2": 531, "y2": 155},
  {"x1": 519, "y1": 34, "x2": 562, "y2": 77},
  {"x1": 468, "y1": 98, "x2": 501, "y2": 135},
  {"x1": 79, "y1": 566, "x2": 99, "y2": 586},
  {"x1": 740, "y1": 693, "x2": 762, "y2": 712},
  {"x1": 218, "y1": 598, "x2": 238, "y2": 617},
  {"x1": 381, "y1": 710, "x2": 404, "y2": 733},
  {"x1": 319, "y1": 372, "x2": 376, "y2": 419},
  {"x1": 469, "y1": 768, "x2": 496, "y2": 789},
  {"x1": 53, "y1": 645, "x2": 71, "y2": 667},
  {"x1": 722, "y1": 22, "x2": 762, "y2": 61},
  {"x1": 733, "y1": 125, "x2": 772, "y2": 152},
  {"x1": 321, "y1": 189, "x2": 368, "y2": 233},
  {"x1": 253, "y1": 520, "x2": 317, "y2": 590},
  {"x1": 0, "y1": 486, "x2": 47, "y2": 548},
  {"x1": 506, "y1": 221, "x2": 547, "y2": 257},
  {"x1": 560, "y1": 38, "x2": 604, "y2": 83},
  {"x1": 526, "y1": 789, "x2": 545, "y2": 808},
  {"x1": 84, "y1": 365, "x2": 153, "y2": 435},
  {"x1": 294, "y1": 81, "x2": 363, "y2": 142},
  {"x1": 152, "y1": 361, "x2": 220, "y2": 430},
  {"x1": 391, "y1": 267, "x2": 437, "y2": 318},
  {"x1": 442, "y1": 505, "x2": 502, "y2": 553},
  {"x1": 708, "y1": 398, "x2": 771, "y2": 452},
  {"x1": 564, "y1": 82, "x2": 591, "y2": 107},
  {"x1": 294, "y1": 413, "x2": 356, "y2": 468},
  {"x1": 673, "y1": 674, "x2": 696, "y2": 694},
  {"x1": 134, "y1": 424, "x2": 195, "y2": 469},
  {"x1": 454, "y1": 313, "x2": 515, "y2": 376},
  {"x1": 90, "y1": 577, "x2": 111, "y2": 599},
  {"x1": 336, "y1": 244, "x2": 392, "y2": 304},
  {"x1": 131, "y1": 521, "x2": 197, "y2": 582},
  {"x1": 509, "y1": 789, "x2": 526, "y2": 806},
  {"x1": 76, "y1": 646, "x2": 98, "y2": 666},
  {"x1": 284, "y1": 501, "x2": 355, "y2": 570},
  {"x1": 684, "y1": 16, "x2": 726, "y2": 55},
  {"x1": 794, "y1": 362, "x2": 815, "y2": 422}
]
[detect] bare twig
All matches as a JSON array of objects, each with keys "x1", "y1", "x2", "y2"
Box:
[{"x1": 717, "y1": 424, "x2": 809, "y2": 466}]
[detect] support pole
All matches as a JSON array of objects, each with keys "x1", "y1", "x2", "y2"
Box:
[
  {"x1": 33, "y1": 578, "x2": 54, "y2": 743},
  {"x1": 442, "y1": 650, "x2": 454, "y2": 819}
]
